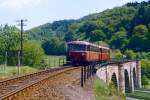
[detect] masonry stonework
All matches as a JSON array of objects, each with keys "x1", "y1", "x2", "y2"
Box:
[{"x1": 96, "y1": 61, "x2": 141, "y2": 93}]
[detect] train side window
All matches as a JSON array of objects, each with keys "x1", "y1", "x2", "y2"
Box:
[
  {"x1": 90, "y1": 45, "x2": 92, "y2": 52},
  {"x1": 102, "y1": 49, "x2": 109, "y2": 53},
  {"x1": 90, "y1": 45, "x2": 99, "y2": 52},
  {"x1": 102, "y1": 49, "x2": 105, "y2": 53},
  {"x1": 87, "y1": 45, "x2": 90, "y2": 51},
  {"x1": 85, "y1": 46, "x2": 88, "y2": 51},
  {"x1": 68, "y1": 44, "x2": 87, "y2": 51},
  {"x1": 96, "y1": 47, "x2": 99, "y2": 52},
  {"x1": 93, "y1": 47, "x2": 95, "y2": 52},
  {"x1": 91, "y1": 46, "x2": 94, "y2": 52}
]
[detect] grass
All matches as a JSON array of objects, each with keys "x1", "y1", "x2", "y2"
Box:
[
  {"x1": 126, "y1": 91, "x2": 150, "y2": 100},
  {"x1": 144, "y1": 85, "x2": 150, "y2": 90},
  {"x1": 0, "y1": 55, "x2": 66, "y2": 79},
  {"x1": 94, "y1": 79, "x2": 125, "y2": 100},
  {"x1": 44, "y1": 55, "x2": 66, "y2": 68},
  {"x1": 0, "y1": 65, "x2": 38, "y2": 79}
]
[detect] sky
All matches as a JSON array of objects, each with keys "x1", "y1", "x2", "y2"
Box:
[{"x1": 0, "y1": 0, "x2": 147, "y2": 30}]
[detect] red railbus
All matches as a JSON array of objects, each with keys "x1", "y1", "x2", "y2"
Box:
[{"x1": 67, "y1": 41, "x2": 110, "y2": 65}]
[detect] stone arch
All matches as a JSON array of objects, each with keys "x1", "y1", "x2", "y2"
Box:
[
  {"x1": 124, "y1": 69, "x2": 130, "y2": 92},
  {"x1": 133, "y1": 67, "x2": 137, "y2": 88},
  {"x1": 111, "y1": 72, "x2": 118, "y2": 89}
]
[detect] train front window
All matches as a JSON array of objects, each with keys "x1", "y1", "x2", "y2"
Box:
[{"x1": 68, "y1": 44, "x2": 86, "y2": 51}]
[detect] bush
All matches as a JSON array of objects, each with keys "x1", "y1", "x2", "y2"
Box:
[
  {"x1": 114, "y1": 50, "x2": 123, "y2": 59},
  {"x1": 94, "y1": 79, "x2": 125, "y2": 100},
  {"x1": 141, "y1": 59, "x2": 150, "y2": 79},
  {"x1": 0, "y1": 53, "x2": 4, "y2": 64},
  {"x1": 94, "y1": 79, "x2": 109, "y2": 96},
  {"x1": 142, "y1": 75, "x2": 149, "y2": 85},
  {"x1": 135, "y1": 52, "x2": 150, "y2": 59},
  {"x1": 124, "y1": 49, "x2": 136, "y2": 60},
  {"x1": 23, "y1": 41, "x2": 45, "y2": 68},
  {"x1": 141, "y1": 59, "x2": 150, "y2": 88},
  {"x1": 11, "y1": 69, "x2": 18, "y2": 75}
]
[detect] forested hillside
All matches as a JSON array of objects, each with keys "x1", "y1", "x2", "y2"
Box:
[
  {"x1": 26, "y1": 1, "x2": 150, "y2": 55},
  {"x1": 27, "y1": 20, "x2": 76, "y2": 41}
]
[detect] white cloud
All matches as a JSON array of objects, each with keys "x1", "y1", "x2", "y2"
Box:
[{"x1": 0, "y1": 0, "x2": 42, "y2": 8}]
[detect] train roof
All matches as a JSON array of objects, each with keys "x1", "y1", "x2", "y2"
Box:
[{"x1": 67, "y1": 41, "x2": 110, "y2": 50}]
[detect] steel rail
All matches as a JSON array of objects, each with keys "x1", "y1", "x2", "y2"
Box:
[
  {"x1": 0, "y1": 66, "x2": 71, "y2": 88},
  {"x1": 0, "y1": 67, "x2": 79, "y2": 100}
]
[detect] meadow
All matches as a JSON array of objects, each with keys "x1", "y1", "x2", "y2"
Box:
[
  {"x1": 0, "y1": 65, "x2": 38, "y2": 79},
  {"x1": 44, "y1": 55, "x2": 66, "y2": 68},
  {"x1": 0, "y1": 55, "x2": 66, "y2": 79}
]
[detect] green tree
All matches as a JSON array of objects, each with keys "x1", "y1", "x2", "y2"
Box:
[
  {"x1": 144, "y1": 52, "x2": 150, "y2": 59},
  {"x1": 141, "y1": 59, "x2": 150, "y2": 79},
  {"x1": 110, "y1": 31, "x2": 128, "y2": 50},
  {"x1": 0, "y1": 25, "x2": 20, "y2": 51},
  {"x1": 90, "y1": 30, "x2": 106, "y2": 42},
  {"x1": 95, "y1": 41, "x2": 109, "y2": 47},
  {"x1": 42, "y1": 37, "x2": 66, "y2": 55},
  {"x1": 142, "y1": 75, "x2": 149, "y2": 85},
  {"x1": 23, "y1": 41, "x2": 44, "y2": 67},
  {"x1": 114, "y1": 49, "x2": 123, "y2": 59},
  {"x1": 2, "y1": 25, "x2": 20, "y2": 51},
  {"x1": 0, "y1": 25, "x2": 20, "y2": 65},
  {"x1": 0, "y1": 34, "x2": 5, "y2": 52},
  {"x1": 65, "y1": 32, "x2": 77, "y2": 42},
  {"x1": 124, "y1": 49, "x2": 136, "y2": 60},
  {"x1": 79, "y1": 21, "x2": 99, "y2": 38},
  {"x1": 0, "y1": 34, "x2": 5, "y2": 63},
  {"x1": 130, "y1": 25, "x2": 148, "y2": 51}
]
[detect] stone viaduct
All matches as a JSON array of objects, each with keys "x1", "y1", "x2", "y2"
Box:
[{"x1": 96, "y1": 60, "x2": 141, "y2": 93}]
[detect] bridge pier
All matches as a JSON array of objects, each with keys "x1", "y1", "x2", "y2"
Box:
[
  {"x1": 130, "y1": 63, "x2": 135, "y2": 93},
  {"x1": 136, "y1": 61, "x2": 142, "y2": 88},
  {"x1": 106, "y1": 66, "x2": 108, "y2": 83},
  {"x1": 118, "y1": 64, "x2": 125, "y2": 93}
]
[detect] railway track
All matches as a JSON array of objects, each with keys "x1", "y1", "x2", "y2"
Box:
[{"x1": 0, "y1": 66, "x2": 80, "y2": 100}]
